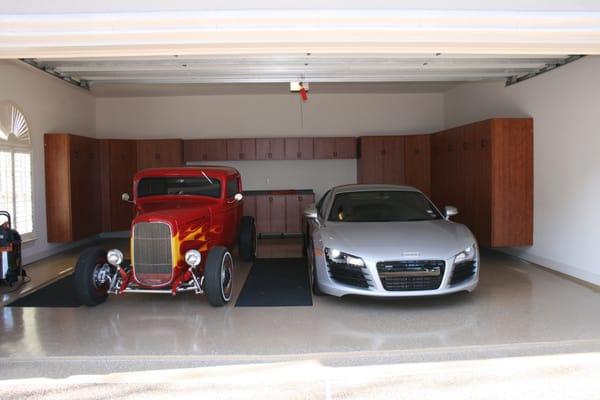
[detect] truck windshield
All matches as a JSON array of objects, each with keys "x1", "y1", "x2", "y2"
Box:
[
  {"x1": 328, "y1": 191, "x2": 442, "y2": 222},
  {"x1": 137, "y1": 177, "x2": 221, "y2": 198}
]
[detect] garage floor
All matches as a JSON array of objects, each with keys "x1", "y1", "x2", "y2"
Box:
[{"x1": 1, "y1": 239, "x2": 599, "y2": 381}]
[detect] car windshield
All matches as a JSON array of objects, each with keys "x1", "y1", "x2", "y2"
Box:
[
  {"x1": 328, "y1": 190, "x2": 442, "y2": 222},
  {"x1": 137, "y1": 176, "x2": 221, "y2": 198}
]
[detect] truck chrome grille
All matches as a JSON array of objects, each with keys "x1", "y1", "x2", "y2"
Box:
[
  {"x1": 133, "y1": 222, "x2": 173, "y2": 286},
  {"x1": 376, "y1": 260, "x2": 445, "y2": 291}
]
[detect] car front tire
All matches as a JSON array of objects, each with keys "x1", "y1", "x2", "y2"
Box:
[
  {"x1": 238, "y1": 216, "x2": 256, "y2": 261},
  {"x1": 74, "y1": 247, "x2": 110, "y2": 306},
  {"x1": 204, "y1": 246, "x2": 234, "y2": 307}
]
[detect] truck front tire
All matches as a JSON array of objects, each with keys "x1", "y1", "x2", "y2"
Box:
[
  {"x1": 238, "y1": 216, "x2": 256, "y2": 261},
  {"x1": 204, "y1": 246, "x2": 234, "y2": 307},
  {"x1": 74, "y1": 247, "x2": 110, "y2": 306}
]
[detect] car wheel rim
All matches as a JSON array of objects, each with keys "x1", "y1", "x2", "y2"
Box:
[
  {"x1": 92, "y1": 262, "x2": 111, "y2": 289},
  {"x1": 221, "y1": 252, "x2": 233, "y2": 301}
]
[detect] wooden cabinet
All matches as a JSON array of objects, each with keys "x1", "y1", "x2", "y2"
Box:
[
  {"x1": 45, "y1": 133, "x2": 101, "y2": 242},
  {"x1": 137, "y1": 139, "x2": 183, "y2": 169},
  {"x1": 256, "y1": 138, "x2": 285, "y2": 160},
  {"x1": 183, "y1": 139, "x2": 227, "y2": 161},
  {"x1": 284, "y1": 137, "x2": 314, "y2": 160},
  {"x1": 227, "y1": 139, "x2": 256, "y2": 160},
  {"x1": 357, "y1": 136, "x2": 405, "y2": 185},
  {"x1": 314, "y1": 137, "x2": 357, "y2": 159},
  {"x1": 100, "y1": 139, "x2": 138, "y2": 232},
  {"x1": 431, "y1": 118, "x2": 532, "y2": 247},
  {"x1": 245, "y1": 191, "x2": 315, "y2": 234},
  {"x1": 404, "y1": 134, "x2": 431, "y2": 196}
]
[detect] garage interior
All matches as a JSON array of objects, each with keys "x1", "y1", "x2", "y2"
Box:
[{"x1": 1, "y1": 1, "x2": 600, "y2": 398}]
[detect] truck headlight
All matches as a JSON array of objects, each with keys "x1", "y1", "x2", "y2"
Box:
[
  {"x1": 185, "y1": 249, "x2": 202, "y2": 267},
  {"x1": 107, "y1": 249, "x2": 123, "y2": 266},
  {"x1": 454, "y1": 244, "x2": 477, "y2": 264},
  {"x1": 325, "y1": 248, "x2": 365, "y2": 267}
]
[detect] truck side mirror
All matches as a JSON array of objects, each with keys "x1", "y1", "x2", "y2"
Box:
[{"x1": 234, "y1": 193, "x2": 243, "y2": 202}]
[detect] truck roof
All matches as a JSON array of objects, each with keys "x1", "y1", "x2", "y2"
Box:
[{"x1": 134, "y1": 166, "x2": 240, "y2": 181}]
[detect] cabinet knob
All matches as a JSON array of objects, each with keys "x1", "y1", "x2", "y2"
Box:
[
  {"x1": 297, "y1": 152, "x2": 301, "y2": 158},
  {"x1": 333, "y1": 151, "x2": 338, "y2": 158}
]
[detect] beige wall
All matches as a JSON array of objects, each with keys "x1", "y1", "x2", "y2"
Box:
[
  {"x1": 0, "y1": 60, "x2": 96, "y2": 264},
  {"x1": 444, "y1": 56, "x2": 600, "y2": 285},
  {"x1": 97, "y1": 92, "x2": 444, "y2": 198}
]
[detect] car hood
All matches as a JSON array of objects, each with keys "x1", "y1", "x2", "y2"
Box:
[
  {"x1": 134, "y1": 201, "x2": 213, "y2": 233},
  {"x1": 320, "y1": 220, "x2": 475, "y2": 261}
]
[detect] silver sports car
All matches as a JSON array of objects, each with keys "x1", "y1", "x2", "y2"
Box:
[{"x1": 304, "y1": 184, "x2": 479, "y2": 297}]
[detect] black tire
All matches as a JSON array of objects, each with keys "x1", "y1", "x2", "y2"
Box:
[
  {"x1": 204, "y1": 246, "x2": 234, "y2": 307},
  {"x1": 238, "y1": 216, "x2": 256, "y2": 261},
  {"x1": 74, "y1": 247, "x2": 110, "y2": 306},
  {"x1": 310, "y1": 243, "x2": 325, "y2": 296}
]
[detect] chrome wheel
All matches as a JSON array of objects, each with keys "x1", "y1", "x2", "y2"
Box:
[
  {"x1": 92, "y1": 262, "x2": 111, "y2": 289},
  {"x1": 221, "y1": 252, "x2": 233, "y2": 301}
]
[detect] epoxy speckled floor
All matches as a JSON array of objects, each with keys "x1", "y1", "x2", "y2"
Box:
[{"x1": 0, "y1": 238, "x2": 599, "y2": 380}]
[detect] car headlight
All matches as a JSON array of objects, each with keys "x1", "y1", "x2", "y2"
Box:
[
  {"x1": 325, "y1": 248, "x2": 365, "y2": 267},
  {"x1": 107, "y1": 249, "x2": 123, "y2": 266},
  {"x1": 185, "y1": 249, "x2": 202, "y2": 267},
  {"x1": 454, "y1": 244, "x2": 477, "y2": 264}
]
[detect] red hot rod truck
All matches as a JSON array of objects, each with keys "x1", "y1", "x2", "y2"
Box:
[{"x1": 74, "y1": 167, "x2": 256, "y2": 307}]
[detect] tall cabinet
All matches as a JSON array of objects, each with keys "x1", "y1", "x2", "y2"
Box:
[
  {"x1": 431, "y1": 118, "x2": 533, "y2": 247},
  {"x1": 45, "y1": 133, "x2": 101, "y2": 242}
]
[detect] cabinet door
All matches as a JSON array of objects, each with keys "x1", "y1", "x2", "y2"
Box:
[
  {"x1": 381, "y1": 136, "x2": 405, "y2": 184},
  {"x1": 335, "y1": 137, "x2": 357, "y2": 159},
  {"x1": 108, "y1": 140, "x2": 138, "y2": 231},
  {"x1": 285, "y1": 137, "x2": 314, "y2": 160},
  {"x1": 314, "y1": 138, "x2": 336, "y2": 159},
  {"x1": 137, "y1": 139, "x2": 183, "y2": 169},
  {"x1": 357, "y1": 136, "x2": 384, "y2": 184},
  {"x1": 70, "y1": 135, "x2": 101, "y2": 240},
  {"x1": 183, "y1": 139, "x2": 226, "y2": 161},
  {"x1": 243, "y1": 195, "x2": 257, "y2": 220},
  {"x1": 270, "y1": 195, "x2": 286, "y2": 233},
  {"x1": 256, "y1": 138, "x2": 285, "y2": 160},
  {"x1": 255, "y1": 195, "x2": 270, "y2": 233},
  {"x1": 255, "y1": 139, "x2": 270, "y2": 160},
  {"x1": 285, "y1": 194, "x2": 302, "y2": 233},
  {"x1": 227, "y1": 139, "x2": 256, "y2": 160},
  {"x1": 404, "y1": 134, "x2": 431, "y2": 196}
]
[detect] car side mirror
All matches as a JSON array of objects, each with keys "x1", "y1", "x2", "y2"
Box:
[
  {"x1": 304, "y1": 205, "x2": 318, "y2": 220},
  {"x1": 122, "y1": 193, "x2": 133, "y2": 203},
  {"x1": 444, "y1": 205, "x2": 458, "y2": 219},
  {"x1": 234, "y1": 193, "x2": 243, "y2": 202}
]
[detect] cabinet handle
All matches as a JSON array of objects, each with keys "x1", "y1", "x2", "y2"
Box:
[
  {"x1": 268, "y1": 152, "x2": 272, "y2": 159},
  {"x1": 269, "y1": 196, "x2": 273, "y2": 203},
  {"x1": 333, "y1": 151, "x2": 338, "y2": 158},
  {"x1": 297, "y1": 152, "x2": 301, "y2": 158}
]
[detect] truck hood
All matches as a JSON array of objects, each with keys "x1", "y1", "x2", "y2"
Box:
[{"x1": 320, "y1": 220, "x2": 476, "y2": 261}]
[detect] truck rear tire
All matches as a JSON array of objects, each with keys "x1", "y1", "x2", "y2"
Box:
[
  {"x1": 238, "y1": 216, "x2": 256, "y2": 261},
  {"x1": 74, "y1": 247, "x2": 110, "y2": 306},
  {"x1": 204, "y1": 246, "x2": 234, "y2": 307}
]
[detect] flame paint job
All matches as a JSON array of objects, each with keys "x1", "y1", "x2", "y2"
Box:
[{"x1": 119, "y1": 167, "x2": 243, "y2": 292}]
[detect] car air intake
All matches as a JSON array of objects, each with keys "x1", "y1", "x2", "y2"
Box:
[
  {"x1": 133, "y1": 222, "x2": 173, "y2": 286},
  {"x1": 376, "y1": 260, "x2": 445, "y2": 291},
  {"x1": 326, "y1": 261, "x2": 371, "y2": 289},
  {"x1": 450, "y1": 261, "x2": 476, "y2": 285}
]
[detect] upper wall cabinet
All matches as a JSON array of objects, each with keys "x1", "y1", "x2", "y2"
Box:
[
  {"x1": 284, "y1": 137, "x2": 314, "y2": 160},
  {"x1": 227, "y1": 139, "x2": 256, "y2": 160},
  {"x1": 137, "y1": 139, "x2": 183, "y2": 169},
  {"x1": 431, "y1": 118, "x2": 533, "y2": 247},
  {"x1": 45, "y1": 133, "x2": 101, "y2": 242},
  {"x1": 314, "y1": 137, "x2": 357, "y2": 159},
  {"x1": 256, "y1": 138, "x2": 285, "y2": 160},
  {"x1": 404, "y1": 134, "x2": 431, "y2": 196},
  {"x1": 183, "y1": 139, "x2": 227, "y2": 162}
]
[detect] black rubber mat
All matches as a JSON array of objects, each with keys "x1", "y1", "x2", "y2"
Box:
[
  {"x1": 235, "y1": 258, "x2": 313, "y2": 307},
  {"x1": 7, "y1": 274, "x2": 82, "y2": 307}
]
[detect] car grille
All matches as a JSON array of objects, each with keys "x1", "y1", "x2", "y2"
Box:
[
  {"x1": 450, "y1": 261, "x2": 476, "y2": 285},
  {"x1": 133, "y1": 222, "x2": 173, "y2": 286},
  {"x1": 376, "y1": 260, "x2": 445, "y2": 291},
  {"x1": 327, "y1": 262, "x2": 370, "y2": 288}
]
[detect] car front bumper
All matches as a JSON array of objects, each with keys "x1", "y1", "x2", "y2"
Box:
[{"x1": 314, "y1": 253, "x2": 479, "y2": 298}]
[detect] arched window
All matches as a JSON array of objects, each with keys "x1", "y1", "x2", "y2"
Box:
[{"x1": 0, "y1": 102, "x2": 33, "y2": 238}]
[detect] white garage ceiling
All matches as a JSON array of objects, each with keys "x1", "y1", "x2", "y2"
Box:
[{"x1": 22, "y1": 54, "x2": 579, "y2": 90}]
